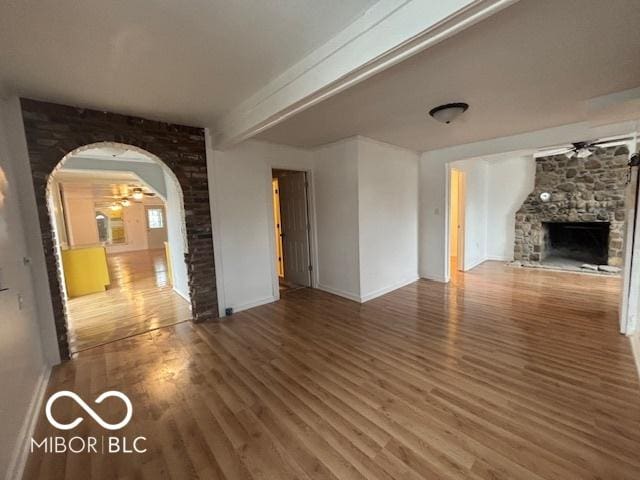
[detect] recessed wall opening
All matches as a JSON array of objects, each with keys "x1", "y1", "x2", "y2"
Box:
[
  {"x1": 542, "y1": 222, "x2": 610, "y2": 267},
  {"x1": 272, "y1": 168, "x2": 312, "y2": 293}
]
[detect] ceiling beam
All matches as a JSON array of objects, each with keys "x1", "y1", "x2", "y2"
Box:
[{"x1": 213, "y1": 0, "x2": 519, "y2": 148}]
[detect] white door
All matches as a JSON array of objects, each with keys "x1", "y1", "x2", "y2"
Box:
[
  {"x1": 278, "y1": 171, "x2": 311, "y2": 287},
  {"x1": 145, "y1": 206, "x2": 168, "y2": 250},
  {"x1": 621, "y1": 150, "x2": 639, "y2": 334}
]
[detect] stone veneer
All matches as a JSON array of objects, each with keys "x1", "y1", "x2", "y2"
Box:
[
  {"x1": 20, "y1": 99, "x2": 218, "y2": 359},
  {"x1": 514, "y1": 146, "x2": 629, "y2": 266}
]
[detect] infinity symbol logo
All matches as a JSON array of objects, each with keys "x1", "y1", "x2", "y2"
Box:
[{"x1": 45, "y1": 391, "x2": 133, "y2": 431}]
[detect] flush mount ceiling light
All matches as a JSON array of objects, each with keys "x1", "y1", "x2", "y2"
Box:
[{"x1": 428, "y1": 102, "x2": 469, "y2": 124}]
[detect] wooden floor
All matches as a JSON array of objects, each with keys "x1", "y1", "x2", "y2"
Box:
[
  {"x1": 66, "y1": 249, "x2": 192, "y2": 353},
  {"x1": 25, "y1": 262, "x2": 640, "y2": 479}
]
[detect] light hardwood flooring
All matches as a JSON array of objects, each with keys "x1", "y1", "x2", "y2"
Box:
[
  {"x1": 66, "y1": 249, "x2": 192, "y2": 353},
  {"x1": 25, "y1": 261, "x2": 640, "y2": 479}
]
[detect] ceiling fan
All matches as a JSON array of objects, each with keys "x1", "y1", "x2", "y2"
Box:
[
  {"x1": 107, "y1": 186, "x2": 156, "y2": 210},
  {"x1": 127, "y1": 186, "x2": 156, "y2": 201},
  {"x1": 537, "y1": 137, "x2": 634, "y2": 159}
]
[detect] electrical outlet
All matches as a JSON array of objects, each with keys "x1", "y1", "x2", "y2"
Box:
[{"x1": 17, "y1": 293, "x2": 24, "y2": 311}]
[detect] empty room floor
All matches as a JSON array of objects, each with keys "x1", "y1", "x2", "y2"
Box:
[
  {"x1": 27, "y1": 262, "x2": 640, "y2": 479},
  {"x1": 66, "y1": 249, "x2": 192, "y2": 353}
]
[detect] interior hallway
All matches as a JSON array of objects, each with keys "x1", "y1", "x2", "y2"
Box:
[
  {"x1": 27, "y1": 261, "x2": 640, "y2": 479},
  {"x1": 66, "y1": 249, "x2": 192, "y2": 353}
]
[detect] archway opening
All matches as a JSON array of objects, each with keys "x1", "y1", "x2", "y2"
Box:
[
  {"x1": 46, "y1": 142, "x2": 193, "y2": 353},
  {"x1": 20, "y1": 98, "x2": 219, "y2": 361}
]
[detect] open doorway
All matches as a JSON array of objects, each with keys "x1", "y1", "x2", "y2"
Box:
[
  {"x1": 272, "y1": 169, "x2": 312, "y2": 293},
  {"x1": 47, "y1": 145, "x2": 192, "y2": 353},
  {"x1": 449, "y1": 168, "x2": 466, "y2": 276}
]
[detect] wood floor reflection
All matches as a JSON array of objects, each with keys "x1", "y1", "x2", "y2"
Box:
[
  {"x1": 66, "y1": 249, "x2": 192, "y2": 353},
  {"x1": 26, "y1": 261, "x2": 640, "y2": 479}
]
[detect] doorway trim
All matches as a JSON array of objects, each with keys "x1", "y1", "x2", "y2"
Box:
[
  {"x1": 445, "y1": 164, "x2": 467, "y2": 282},
  {"x1": 20, "y1": 99, "x2": 219, "y2": 359},
  {"x1": 266, "y1": 166, "x2": 318, "y2": 301}
]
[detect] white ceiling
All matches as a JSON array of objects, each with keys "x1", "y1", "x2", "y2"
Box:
[
  {"x1": 257, "y1": 0, "x2": 640, "y2": 151},
  {"x1": 73, "y1": 147, "x2": 157, "y2": 164},
  {"x1": 53, "y1": 170, "x2": 159, "y2": 204},
  {"x1": 0, "y1": 0, "x2": 376, "y2": 126}
]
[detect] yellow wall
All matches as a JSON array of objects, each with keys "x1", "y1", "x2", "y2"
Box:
[
  {"x1": 272, "y1": 178, "x2": 285, "y2": 277},
  {"x1": 450, "y1": 170, "x2": 459, "y2": 258},
  {"x1": 61, "y1": 246, "x2": 110, "y2": 298}
]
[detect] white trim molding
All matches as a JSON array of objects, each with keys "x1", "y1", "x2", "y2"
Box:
[
  {"x1": 316, "y1": 284, "x2": 362, "y2": 303},
  {"x1": 360, "y1": 276, "x2": 420, "y2": 302},
  {"x1": 463, "y1": 256, "x2": 488, "y2": 272},
  {"x1": 230, "y1": 296, "x2": 278, "y2": 315},
  {"x1": 420, "y1": 272, "x2": 448, "y2": 283},
  {"x1": 5, "y1": 366, "x2": 51, "y2": 480},
  {"x1": 214, "y1": 0, "x2": 519, "y2": 148},
  {"x1": 630, "y1": 334, "x2": 640, "y2": 382}
]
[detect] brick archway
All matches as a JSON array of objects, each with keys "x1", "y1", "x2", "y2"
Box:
[{"x1": 21, "y1": 99, "x2": 218, "y2": 359}]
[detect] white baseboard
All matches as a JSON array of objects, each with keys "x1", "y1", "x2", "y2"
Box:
[
  {"x1": 316, "y1": 284, "x2": 361, "y2": 303},
  {"x1": 463, "y1": 256, "x2": 488, "y2": 271},
  {"x1": 172, "y1": 286, "x2": 191, "y2": 302},
  {"x1": 360, "y1": 276, "x2": 420, "y2": 303},
  {"x1": 227, "y1": 295, "x2": 277, "y2": 315},
  {"x1": 630, "y1": 334, "x2": 640, "y2": 382},
  {"x1": 5, "y1": 365, "x2": 51, "y2": 480},
  {"x1": 486, "y1": 255, "x2": 512, "y2": 262},
  {"x1": 420, "y1": 273, "x2": 447, "y2": 283}
]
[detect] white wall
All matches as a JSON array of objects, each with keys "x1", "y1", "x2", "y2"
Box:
[
  {"x1": 0, "y1": 98, "x2": 51, "y2": 480},
  {"x1": 425, "y1": 155, "x2": 534, "y2": 274},
  {"x1": 417, "y1": 120, "x2": 639, "y2": 282},
  {"x1": 357, "y1": 138, "x2": 419, "y2": 300},
  {"x1": 486, "y1": 155, "x2": 535, "y2": 260},
  {"x1": 418, "y1": 155, "x2": 448, "y2": 281},
  {"x1": 0, "y1": 98, "x2": 59, "y2": 365},
  {"x1": 164, "y1": 169, "x2": 190, "y2": 300},
  {"x1": 209, "y1": 137, "x2": 421, "y2": 310},
  {"x1": 208, "y1": 140, "x2": 313, "y2": 314},
  {"x1": 61, "y1": 185, "x2": 100, "y2": 247},
  {"x1": 61, "y1": 157, "x2": 168, "y2": 198},
  {"x1": 450, "y1": 158, "x2": 489, "y2": 271},
  {"x1": 105, "y1": 202, "x2": 150, "y2": 254},
  {"x1": 313, "y1": 138, "x2": 361, "y2": 300}
]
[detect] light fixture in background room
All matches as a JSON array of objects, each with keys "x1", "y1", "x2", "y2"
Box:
[
  {"x1": 110, "y1": 202, "x2": 122, "y2": 211},
  {"x1": 429, "y1": 102, "x2": 469, "y2": 124},
  {"x1": 132, "y1": 188, "x2": 145, "y2": 201}
]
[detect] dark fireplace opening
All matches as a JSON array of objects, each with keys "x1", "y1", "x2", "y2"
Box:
[{"x1": 542, "y1": 222, "x2": 609, "y2": 265}]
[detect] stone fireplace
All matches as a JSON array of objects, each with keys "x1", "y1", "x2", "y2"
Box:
[{"x1": 514, "y1": 146, "x2": 629, "y2": 270}]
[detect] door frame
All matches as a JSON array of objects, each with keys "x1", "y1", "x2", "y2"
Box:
[
  {"x1": 445, "y1": 165, "x2": 466, "y2": 282},
  {"x1": 621, "y1": 138, "x2": 639, "y2": 335},
  {"x1": 266, "y1": 165, "x2": 318, "y2": 301}
]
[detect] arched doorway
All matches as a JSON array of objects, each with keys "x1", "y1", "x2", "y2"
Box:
[
  {"x1": 20, "y1": 99, "x2": 218, "y2": 359},
  {"x1": 47, "y1": 142, "x2": 194, "y2": 353}
]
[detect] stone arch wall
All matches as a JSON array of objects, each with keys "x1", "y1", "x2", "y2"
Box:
[{"x1": 20, "y1": 99, "x2": 218, "y2": 359}]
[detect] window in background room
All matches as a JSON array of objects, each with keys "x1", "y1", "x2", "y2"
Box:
[{"x1": 147, "y1": 207, "x2": 164, "y2": 229}]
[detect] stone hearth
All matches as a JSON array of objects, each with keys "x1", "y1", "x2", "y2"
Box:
[{"x1": 514, "y1": 146, "x2": 628, "y2": 269}]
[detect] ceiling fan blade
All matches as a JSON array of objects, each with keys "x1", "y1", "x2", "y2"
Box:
[
  {"x1": 592, "y1": 137, "x2": 634, "y2": 148},
  {"x1": 535, "y1": 145, "x2": 572, "y2": 157}
]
